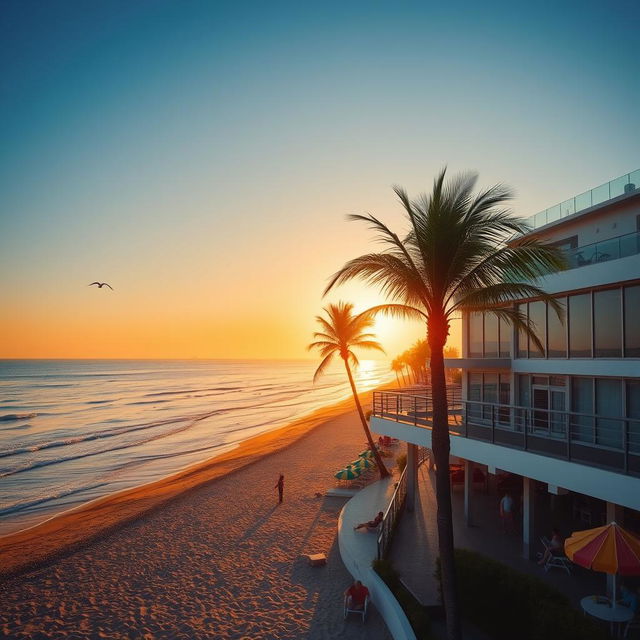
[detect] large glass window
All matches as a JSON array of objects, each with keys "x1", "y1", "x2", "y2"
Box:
[
  {"x1": 517, "y1": 304, "x2": 528, "y2": 358},
  {"x1": 468, "y1": 373, "x2": 482, "y2": 421},
  {"x1": 624, "y1": 286, "x2": 640, "y2": 357},
  {"x1": 468, "y1": 373, "x2": 482, "y2": 401},
  {"x1": 517, "y1": 374, "x2": 530, "y2": 407},
  {"x1": 469, "y1": 313, "x2": 483, "y2": 357},
  {"x1": 627, "y1": 380, "x2": 640, "y2": 454},
  {"x1": 547, "y1": 297, "x2": 567, "y2": 358},
  {"x1": 498, "y1": 374, "x2": 511, "y2": 426},
  {"x1": 529, "y1": 301, "x2": 546, "y2": 358},
  {"x1": 484, "y1": 313, "x2": 498, "y2": 357},
  {"x1": 569, "y1": 294, "x2": 592, "y2": 357},
  {"x1": 594, "y1": 289, "x2": 622, "y2": 357},
  {"x1": 499, "y1": 317, "x2": 511, "y2": 357},
  {"x1": 595, "y1": 379, "x2": 623, "y2": 449},
  {"x1": 571, "y1": 377, "x2": 593, "y2": 442}
]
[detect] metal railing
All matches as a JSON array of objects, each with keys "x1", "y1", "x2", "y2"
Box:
[
  {"x1": 563, "y1": 230, "x2": 640, "y2": 269},
  {"x1": 372, "y1": 391, "x2": 640, "y2": 476},
  {"x1": 376, "y1": 446, "x2": 429, "y2": 560},
  {"x1": 373, "y1": 387, "x2": 463, "y2": 428},
  {"x1": 525, "y1": 169, "x2": 640, "y2": 230}
]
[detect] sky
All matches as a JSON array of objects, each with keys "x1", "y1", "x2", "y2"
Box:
[{"x1": 1, "y1": 0, "x2": 639, "y2": 360}]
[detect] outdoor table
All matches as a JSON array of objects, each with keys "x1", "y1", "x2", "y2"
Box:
[{"x1": 580, "y1": 596, "x2": 634, "y2": 636}]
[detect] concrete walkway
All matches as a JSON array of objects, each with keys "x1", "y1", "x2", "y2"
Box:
[
  {"x1": 338, "y1": 471, "x2": 416, "y2": 640},
  {"x1": 390, "y1": 464, "x2": 603, "y2": 608}
]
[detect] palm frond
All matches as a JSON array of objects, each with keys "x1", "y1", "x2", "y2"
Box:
[
  {"x1": 350, "y1": 340, "x2": 386, "y2": 354},
  {"x1": 312, "y1": 352, "x2": 335, "y2": 384}
]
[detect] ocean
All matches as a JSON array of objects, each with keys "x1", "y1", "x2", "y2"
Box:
[{"x1": 0, "y1": 359, "x2": 390, "y2": 536}]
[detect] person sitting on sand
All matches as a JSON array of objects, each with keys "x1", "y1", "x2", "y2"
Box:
[
  {"x1": 354, "y1": 511, "x2": 383, "y2": 530},
  {"x1": 344, "y1": 580, "x2": 369, "y2": 610}
]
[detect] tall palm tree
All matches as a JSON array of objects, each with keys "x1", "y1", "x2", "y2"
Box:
[
  {"x1": 308, "y1": 301, "x2": 390, "y2": 478},
  {"x1": 325, "y1": 169, "x2": 565, "y2": 640}
]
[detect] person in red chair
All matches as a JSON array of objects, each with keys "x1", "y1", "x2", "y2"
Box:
[{"x1": 344, "y1": 580, "x2": 369, "y2": 611}]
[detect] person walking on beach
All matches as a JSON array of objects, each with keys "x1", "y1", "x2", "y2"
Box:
[{"x1": 275, "y1": 474, "x2": 284, "y2": 504}]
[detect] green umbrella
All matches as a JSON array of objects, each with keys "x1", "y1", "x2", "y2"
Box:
[
  {"x1": 335, "y1": 467, "x2": 362, "y2": 480},
  {"x1": 347, "y1": 457, "x2": 375, "y2": 471},
  {"x1": 355, "y1": 457, "x2": 375, "y2": 469},
  {"x1": 359, "y1": 449, "x2": 374, "y2": 458}
]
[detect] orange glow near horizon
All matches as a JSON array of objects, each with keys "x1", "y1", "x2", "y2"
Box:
[{"x1": 0, "y1": 274, "x2": 461, "y2": 361}]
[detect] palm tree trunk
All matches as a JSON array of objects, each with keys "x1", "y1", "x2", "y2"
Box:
[
  {"x1": 395, "y1": 372, "x2": 401, "y2": 387},
  {"x1": 343, "y1": 360, "x2": 390, "y2": 479},
  {"x1": 429, "y1": 318, "x2": 461, "y2": 640}
]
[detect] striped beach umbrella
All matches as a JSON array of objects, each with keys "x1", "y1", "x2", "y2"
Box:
[
  {"x1": 359, "y1": 449, "x2": 374, "y2": 458},
  {"x1": 349, "y1": 457, "x2": 375, "y2": 470},
  {"x1": 565, "y1": 522, "x2": 640, "y2": 605},
  {"x1": 334, "y1": 467, "x2": 362, "y2": 480}
]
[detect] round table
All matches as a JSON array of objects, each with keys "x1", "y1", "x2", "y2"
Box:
[{"x1": 581, "y1": 596, "x2": 634, "y2": 636}]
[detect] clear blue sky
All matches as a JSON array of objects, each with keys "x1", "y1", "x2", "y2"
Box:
[{"x1": 1, "y1": 0, "x2": 639, "y2": 358}]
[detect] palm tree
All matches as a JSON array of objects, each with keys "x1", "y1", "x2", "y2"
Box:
[
  {"x1": 390, "y1": 357, "x2": 403, "y2": 387},
  {"x1": 308, "y1": 301, "x2": 390, "y2": 478},
  {"x1": 325, "y1": 169, "x2": 565, "y2": 640}
]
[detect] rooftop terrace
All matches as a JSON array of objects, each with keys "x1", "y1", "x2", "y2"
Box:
[{"x1": 525, "y1": 169, "x2": 640, "y2": 230}]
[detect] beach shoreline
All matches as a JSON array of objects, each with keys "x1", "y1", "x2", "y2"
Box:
[{"x1": 0, "y1": 385, "x2": 389, "y2": 579}]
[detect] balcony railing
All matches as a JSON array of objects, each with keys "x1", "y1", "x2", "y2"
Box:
[
  {"x1": 524, "y1": 169, "x2": 640, "y2": 230},
  {"x1": 563, "y1": 230, "x2": 640, "y2": 270},
  {"x1": 376, "y1": 445, "x2": 429, "y2": 560},
  {"x1": 372, "y1": 391, "x2": 640, "y2": 477}
]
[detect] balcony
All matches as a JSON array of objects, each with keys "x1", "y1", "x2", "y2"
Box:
[
  {"x1": 372, "y1": 391, "x2": 640, "y2": 477},
  {"x1": 524, "y1": 169, "x2": 640, "y2": 230},
  {"x1": 563, "y1": 230, "x2": 640, "y2": 270}
]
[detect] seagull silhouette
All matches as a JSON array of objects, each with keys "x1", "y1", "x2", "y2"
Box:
[{"x1": 89, "y1": 282, "x2": 114, "y2": 290}]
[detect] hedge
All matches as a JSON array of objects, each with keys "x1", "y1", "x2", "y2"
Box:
[
  {"x1": 373, "y1": 558, "x2": 432, "y2": 639},
  {"x1": 436, "y1": 548, "x2": 609, "y2": 640}
]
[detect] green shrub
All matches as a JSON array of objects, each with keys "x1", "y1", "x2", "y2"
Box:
[
  {"x1": 436, "y1": 549, "x2": 608, "y2": 640},
  {"x1": 396, "y1": 452, "x2": 407, "y2": 473},
  {"x1": 373, "y1": 558, "x2": 431, "y2": 639}
]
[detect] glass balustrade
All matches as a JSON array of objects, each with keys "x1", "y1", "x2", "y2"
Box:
[{"x1": 524, "y1": 169, "x2": 640, "y2": 230}]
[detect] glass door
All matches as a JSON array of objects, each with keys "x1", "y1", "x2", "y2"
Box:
[{"x1": 532, "y1": 386, "x2": 549, "y2": 433}]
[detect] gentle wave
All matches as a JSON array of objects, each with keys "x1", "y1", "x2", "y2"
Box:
[
  {"x1": 144, "y1": 386, "x2": 242, "y2": 397},
  {"x1": 0, "y1": 482, "x2": 108, "y2": 517},
  {"x1": 0, "y1": 412, "x2": 38, "y2": 422},
  {"x1": 0, "y1": 413, "x2": 217, "y2": 460},
  {"x1": 0, "y1": 415, "x2": 210, "y2": 479}
]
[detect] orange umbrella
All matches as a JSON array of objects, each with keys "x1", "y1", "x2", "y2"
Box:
[{"x1": 565, "y1": 522, "x2": 640, "y2": 606}]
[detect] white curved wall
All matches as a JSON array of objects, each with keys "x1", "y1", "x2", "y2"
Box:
[{"x1": 338, "y1": 479, "x2": 417, "y2": 640}]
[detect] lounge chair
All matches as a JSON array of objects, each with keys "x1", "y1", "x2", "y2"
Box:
[
  {"x1": 344, "y1": 594, "x2": 369, "y2": 622},
  {"x1": 540, "y1": 536, "x2": 572, "y2": 575}
]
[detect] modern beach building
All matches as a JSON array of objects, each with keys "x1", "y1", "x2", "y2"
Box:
[{"x1": 370, "y1": 169, "x2": 640, "y2": 562}]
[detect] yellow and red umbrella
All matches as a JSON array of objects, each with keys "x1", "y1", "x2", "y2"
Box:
[{"x1": 565, "y1": 522, "x2": 640, "y2": 606}]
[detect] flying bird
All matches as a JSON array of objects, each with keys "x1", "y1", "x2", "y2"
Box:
[{"x1": 89, "y1": 282, "x2": 114, "y2": 290}]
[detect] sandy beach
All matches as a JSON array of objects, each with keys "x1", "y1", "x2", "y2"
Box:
[{"x1": 1, "y1": 393, "x2": 394, "y2": 639}]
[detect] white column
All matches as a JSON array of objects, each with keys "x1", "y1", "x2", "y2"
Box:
[
  {"x1": 406, "y1": 443, "x2": 417, "y2": 513},
  {"x1": 522, "y1": 477, "x2": 535, "y2": 560},
  {"x1": 464, "y1": 459, "x2": 473, "y2": 527},
  {"x1": 606, "y1": 501, "x2": 624, "y2": 525}
]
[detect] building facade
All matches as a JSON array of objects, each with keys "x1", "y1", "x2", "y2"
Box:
[{"x1": 370, "y1": 169, "x2": 640, "y2": 559}]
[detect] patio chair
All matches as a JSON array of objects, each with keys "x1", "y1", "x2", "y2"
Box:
[
  {"x1": 344, "y1": 594, "x2": 369, "y2": 622},
  {"x1": 540, "y1": 536, "x2": 572, "y2": 575}
]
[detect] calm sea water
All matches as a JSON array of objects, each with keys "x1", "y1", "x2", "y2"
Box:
[{"x1": 0, "y1": 359, "x2": 390, "y2": 535}]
